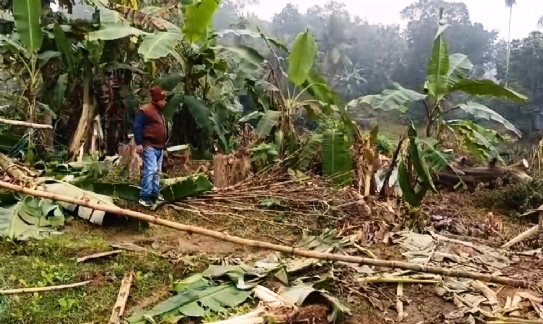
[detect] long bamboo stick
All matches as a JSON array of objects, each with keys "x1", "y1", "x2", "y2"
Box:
[
  {"x1": 0, "y1": 118, "x2": 53, "y2": 129},
  {"x1": 0, "y1": 181, "x2": 532, "y2": 288},
  {"x1": 0, "y1": 280, "x2": 91, "y2": 295}
]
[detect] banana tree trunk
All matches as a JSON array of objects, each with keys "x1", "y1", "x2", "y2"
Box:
[{"x1": 67, "y1": 76, "x2": 94, "y2": 161}]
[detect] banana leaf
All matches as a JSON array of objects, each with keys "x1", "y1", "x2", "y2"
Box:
[
  {"x1": 161, "y1": 174, "x2": 213, "y2": 202},
  {"x1": 126, "y1": 274, "x2": 251, "y2": 323},
  {"x1": 0, "y1": 196, "x2": 65, "y2": 240},
  {"x1": 36, "y1": 179, "x2": 119, "y2": 225}
]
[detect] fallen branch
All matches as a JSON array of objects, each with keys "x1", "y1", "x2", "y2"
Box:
[
  {"x1": 0, "y1": 280, "x2": 91, "y2": 295},
  {"x1": 77, "y1": 250, "x2": 123, "y2": 263},
  {"x1": 0, "y1": 117, "x2": 53, "y2": 129},
  {"x1": 0, "y1": 181, "x2": 533, "y2": 288},
  {"x1": 502, "y1": 224, "x2": 540, "y2": 249},
  {"x1": 357, "y1": 277, "x2": 439, "y2": 284},
  {"x1": 109, "y1": 271, "x2": 134, "y2": 324}
]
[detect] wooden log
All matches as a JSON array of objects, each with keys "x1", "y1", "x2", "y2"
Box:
[
  {"x1": 436, "y1": 159, "x2": 531, "y2": 189},
  {"x1": 0, "y1": 180, "x2": 533, "y2": 288},
  {"x1": 108, "y1": 271, "x2": 133, "y2": 324}
]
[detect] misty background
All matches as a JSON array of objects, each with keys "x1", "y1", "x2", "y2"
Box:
[{"x1": 207, "y1": 0, "x2": 543, "y2": 136}]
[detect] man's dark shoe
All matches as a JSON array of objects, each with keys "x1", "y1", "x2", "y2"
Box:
[{"x1": 139, "y1": 199, "x2": 153, "y2": 207}]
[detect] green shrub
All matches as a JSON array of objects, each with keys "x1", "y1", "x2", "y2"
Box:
[
  {"x1": 375, "y1": 135, "x2": 393, "y2": 155},
  {"x1": 475, "y1": 177, "x2": 543, "y2": 217}
]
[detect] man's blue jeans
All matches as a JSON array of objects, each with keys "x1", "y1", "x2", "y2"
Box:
[{"x1": 140, "y1": 147, "x2": 163, "y2": 200}]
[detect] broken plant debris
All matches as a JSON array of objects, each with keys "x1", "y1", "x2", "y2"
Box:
[{"x1": 126, "y1": 231, "x2": 352, "y2": 323}]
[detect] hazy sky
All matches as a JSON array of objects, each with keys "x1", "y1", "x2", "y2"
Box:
[{"x1": 244, "y1": 0, "x2": 543, "y2": 40}]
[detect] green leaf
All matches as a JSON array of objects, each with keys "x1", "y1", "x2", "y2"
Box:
[
  {"x1": 52, "y1": 23, "x2": 77, "y2": 74},
  {"x1": 163, "y1": 93, "x2": 184, "y2": 122},
  {"x1": 214, "y1": 45, "x2": 264, "y2": 72},
  {"x1": 138, "y1": 32, "x2": 184, "y2": 60},
  {"x1": 446, "y1": 119, "x2": 504, "y2": 162},
  {"x1": 426, "y1": 29, "x2": 449, "y2": 98},
  {"x1": 126, "y1": 282, "x2": 251, "y2": 323},
  {"x1": 88, "y1": 26, "x2": 146, "y2": 41},
  {"x1": 215, "y1": 29, "x2": 261, "y2": 38},
  {"x1": 449, "y1": 79, "x2": 529, "y2": 103},
  {"x1": 0, "y1": 196, "x2": 64, "y2": 240},
  {"x1": 457, "y1": 101, "x2": 521, "y2": 137},
  {"x1": 182, "y1": 0, "x2": 220, "y2": 43},
  {"x1": 420, "y1": 138, "x2": 453, "y2": 172},
  {"x1": 161, "y1": 175, "x2": 213, "y2": 202},
  {"x1": 37, "y1": 179, "x2": 120, "y2": 226},
  {"x1": 155, "y1": 73, "x2": 183, "y2": 91},
  {"x1": 89, "y1": 182, "x2": 141, "y2": 202},
  {"x1": 288, "y1": 30, "x2": 317, "y2": 86},
  {"x1": 255, "y1": 110, "x2": 280, "y2": 137},
  {"x1": 37, "y1": 51, "x2": 61, "y2": 66},
  {"x1": 183, "y1": 95, "x2": 213, "y2": 132},
  {"x1": 446, "y1": 54, "x2": 473, "y2": 88},
  {"x1": 359, "y1": 83, "x2": 426, "y2": 112},
  {"x1": 210, "y1": 112, "x2": 229, "y2": 153},
  {"x1": 322, "y1": 128, "x2": 352, "y2": 186},
  {"x1": 13, "y1": 0, "x2": 43, "y2": 52},
  {"x1": 51, "y1": 73, "x2": 68, "y2": 113},
  {"x1": 303, "y1": 69, "x2": 340, "y2": 106},
  {"x1": 0, "y1": 35, "x2": 29, "y2": 56},
  {"x1": 397, "y1": 160, "x2": 422, "y2": 207},
  {"x1": 407, "y1": 124, "x2": 437, "y2": 193}
]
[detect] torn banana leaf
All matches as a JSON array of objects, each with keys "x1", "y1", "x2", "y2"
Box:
[
  {"x1": 126, "y1": 274, "x2": 252, "y2": 323},
  {"x1": 0, "y1": 196, "x2": 65, "y2": 240},
  {"x1": 90, "y1": 182, "x2": 141, "y2": 202},
  {"x1": 160, "y1": 174, "x2": 213, "y2": 202},
  {"x1": 278, "y1": 285, "x2": 351, "y2": 323},
  {"x1": 36, "y1": 179, "x2": 119, "y2": 225}
]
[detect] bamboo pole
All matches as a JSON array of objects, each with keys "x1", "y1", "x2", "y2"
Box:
[
  {"x1": 0, "y1": 280, "x2": 91, "y2": 295},
  {"x1": 0, "y1": 181, "x2": 533, "y2": 288},
  {"x1": 0, "y1": 117, "x2": 53, "y2": 129}
]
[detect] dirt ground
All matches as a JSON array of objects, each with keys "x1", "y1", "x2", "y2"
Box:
[
  {"x1": 103, "y1": 193, "x2": 543, "y2": 323},
  {"x1": 2, "y1": 190, "x2": 543, "y2": 323}
]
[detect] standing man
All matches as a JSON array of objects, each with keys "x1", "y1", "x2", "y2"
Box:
[{"x1": 134, "y1": 86, "x2": 169, "y2": 207}]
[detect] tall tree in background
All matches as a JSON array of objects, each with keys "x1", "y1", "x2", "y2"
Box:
[{"x1": 504, "y1": 0, "x2": 516, "y2": 86}]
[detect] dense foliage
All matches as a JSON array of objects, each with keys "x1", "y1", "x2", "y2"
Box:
[{"x1": 0, "y1": 0, "x2": 538, "y2": 200}]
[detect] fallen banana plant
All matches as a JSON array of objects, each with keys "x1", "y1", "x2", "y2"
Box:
[{"x1": 0, "y1": 181, "x2": 534, "y2": 288}]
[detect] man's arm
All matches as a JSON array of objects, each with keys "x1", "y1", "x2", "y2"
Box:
[{"x1": 133, "y1": 110, "x2": 145, "y2": 146}]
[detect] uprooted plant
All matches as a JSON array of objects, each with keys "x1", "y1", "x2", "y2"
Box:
[{"x1": 355, "y1": 8, "x2": 529, "y2": 207}]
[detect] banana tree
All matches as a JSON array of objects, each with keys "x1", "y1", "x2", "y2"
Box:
[
  {"x1": 82, "y1": 0, "x2": 244, "y2": 154},
  {"x1": 232, "y1": 28, "x2": 358, "y2": 185},
  {"x1": 353, "y1": 8, "x2": 529, "y2": 206},
  {"x1": 0, "y1": 0, "x2": 64, "y2": 155}
]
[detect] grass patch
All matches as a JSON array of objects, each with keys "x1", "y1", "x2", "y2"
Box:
[{"x1": 0, "y1": 233, "x2": 184, "y2": 324}]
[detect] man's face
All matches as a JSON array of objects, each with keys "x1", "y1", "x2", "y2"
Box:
[{"x1": 157, "y1": 99, "x2": 167, "y2": 109}]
